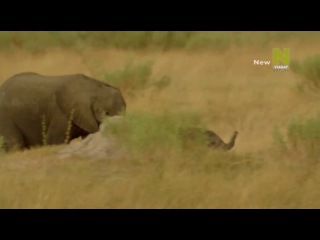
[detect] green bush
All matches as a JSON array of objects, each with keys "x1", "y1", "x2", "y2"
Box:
[
  {"x1": 186, "y1": 32, "x2": 235, "y2": 51},
  {"x1": 292, "y1": 55, "x2": 320, "y2": 91},
  {"x1": 273, "y1": 114, "x2": 320, "y2": 161},
  {"x1": 103, "y1": 58, "x2": 171, "y2": 94},
  {"x1": 103, "y1": 111, "x2": 204, "y2": 157},
  {"x1": 103, "y1": 111, "x2": 259, "y2": 177}
]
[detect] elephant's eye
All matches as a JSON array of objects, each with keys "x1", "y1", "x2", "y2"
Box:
[{"x1": 105, "y1": 112, "x2": 110, "y2": 116}]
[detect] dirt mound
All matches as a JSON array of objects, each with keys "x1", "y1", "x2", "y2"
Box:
[{"x1": 57, "y1": 117, "x2": 123, "y2": 159}]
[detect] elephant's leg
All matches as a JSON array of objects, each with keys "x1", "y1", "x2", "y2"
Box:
[
  {"x1": 0, "y1": 123, "x2": 27, "y2": 152},
  {"x1": 46, "y1": 114, "x2": 73, "y2": 145}
]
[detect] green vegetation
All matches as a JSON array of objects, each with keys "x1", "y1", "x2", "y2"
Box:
[
  {"x1": 104, "y1": 111, "x2": 205, "y2": 157},
  {"x1": 41, "y1": 115, "x2": 47, "y2": 146},
  {"x1": 292, "y1": 55, "x2": 320, "y2": 92},
  {"x1": 1, "y1": 31, "x2": 320, "y2": 52},
  {"x1": 102, "y1": 110, "x2": 257, "y2": 182},
  {"x1": 103, "y1": 58, "x2": 171, "y2": 94},
  {"x1": 2, "y1": 35, "x2": 320, "y2": 208},
  {"x1": 0, "y1": 136, "x2": 5, "y2": 154},
  {"x1": 273, "y1": 113, "x2": 320, "y2": 162},
  {"x1": 272, "y1": 125, "x2": 288, "y2": 153},
  {"x1": 64, "y1": 109, "x2": 75, "y2": 144}
]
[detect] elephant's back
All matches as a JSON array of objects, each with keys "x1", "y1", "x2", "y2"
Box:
[
  {"x1": 0, "y1": 72, "x2": 60, "y2": 105},
  {"x1": 0, "y1": 72, "x2": 115, "y2": 106},
  {"x1": 0, "y1": 72, "x2": 89, "y2": 96},
  {"x1": 0, "y1": 72, "x2": 115, "y2": 91},
  {"x1": 0, "y1": 72, "x2": 64, "y2": 89}
]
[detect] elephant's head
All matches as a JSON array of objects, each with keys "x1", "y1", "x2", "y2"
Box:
[
  {"x1": 56, "y1": 81, "x2": 126, "y2": 134},
  {"x1": 91, "y1": 84, "x2": 126, "y2": 124}
]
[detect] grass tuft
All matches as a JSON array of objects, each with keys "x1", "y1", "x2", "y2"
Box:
[
  {"x1": 41, "y1": 115, "x2": 47, "y2": 146},
  {"x1": 64, "y1": 109, "x2": 75, "y2": 144}
]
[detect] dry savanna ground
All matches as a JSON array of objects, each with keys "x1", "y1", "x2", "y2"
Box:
[{"x1": 1, "y1": 40, "x2": 320, "y2": 208}]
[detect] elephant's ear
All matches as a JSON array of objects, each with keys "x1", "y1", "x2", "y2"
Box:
[{"x1": 55, "y1": 87, "x2": 99, "y2": 133}]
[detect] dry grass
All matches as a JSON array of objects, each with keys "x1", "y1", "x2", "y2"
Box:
[{"x1": 1, "y1": 39, "x2": 320, "y2": 208}]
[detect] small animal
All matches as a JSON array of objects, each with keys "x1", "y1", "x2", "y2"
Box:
[{"x1": 179, "y1": 127, "x2": 238, "y2": 151}]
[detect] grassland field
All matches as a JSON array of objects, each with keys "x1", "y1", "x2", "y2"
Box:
[{"x1": 1, "y1": 32, "x2": 320, "y2": 208}]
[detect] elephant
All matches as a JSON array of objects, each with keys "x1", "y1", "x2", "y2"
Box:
[
  {"x1": 179, "y1": 127, "x2": 238, "y2": 151},
  {"x1": 0, "y1": 72, "x2": 126, "y2": 152}
]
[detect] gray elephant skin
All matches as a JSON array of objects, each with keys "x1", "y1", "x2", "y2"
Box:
[{"x1": 0, "y1": 72, "x2": 126, "y2": 151}]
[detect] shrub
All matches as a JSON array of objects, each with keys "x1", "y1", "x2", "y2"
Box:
[
  {"x1": 103, "y1": 58, "x2": 171, "y2": 94},
  {"x1": 291, "y1": 55, "x2": 320, "y2": 91},
  {"x1": 273, "y1": 113, "x2": 320, "y2": 161},
  {"x1": 103, "y1": 111, "x2": 204, "y2": 158}
]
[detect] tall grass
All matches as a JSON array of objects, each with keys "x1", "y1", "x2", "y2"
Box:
[
  {"x1": 41, "y1": 115, "x2": 47, "y2": 146},
  {"x1": 292, "y1": 55, "x2": 320, "y2": 92},
  {"x1": 64, "y1": 109, "x2": 75, "y2": 144},
  {"x1": 273, "y1": 113, "x2": 320, "y2": 163},
  {"x1": 103, "y1": 111, "x2": 205, "y2": 158},
  {"x1": 0, "y1": 136, "x2": 5, "y2": 154},
  {"x1": 0, "y1": 31, "x2": 81, "y2": 53},
  {"x1": 103, "y1": 58, "x2": 171, "y2": 94},
  {"x1": 2, "y1": 43, "x2": 320, "y2": 208},
  {"x1": 1, "y1": 31, "x2": 319, "y2": 52},
  {"x1": 272, "y1": 125, "x2": 287, "y2": 153}
]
